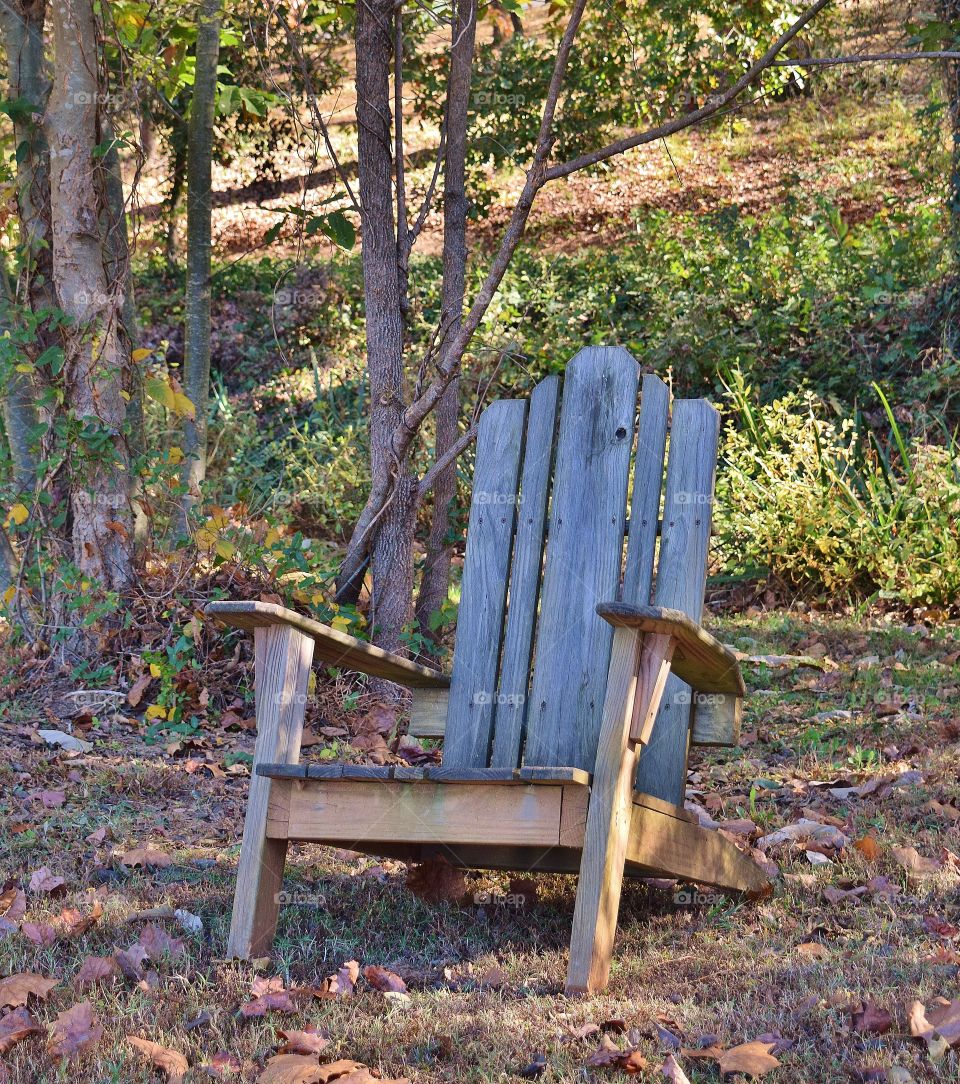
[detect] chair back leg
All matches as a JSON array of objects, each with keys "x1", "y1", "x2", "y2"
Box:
[{"x1": 227, "y1": 623, "x2": 314, "y2": 959}]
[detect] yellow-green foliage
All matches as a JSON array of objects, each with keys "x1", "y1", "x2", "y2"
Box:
[{"x1": 716, "y1": 387, "x2": 960, "y2": 606}]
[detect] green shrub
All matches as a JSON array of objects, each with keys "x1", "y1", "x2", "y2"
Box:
[{"x1": 715, "y1": 373, "x2": 960, "y2": 606}]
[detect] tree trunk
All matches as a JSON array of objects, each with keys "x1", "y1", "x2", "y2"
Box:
[
  {"x1": 415, "y1": 0, "x2": 477, "y2": 643},
  {"x1": 46, "y1": 0, "x2": 133, "y2": 592},
  {"x1": 180, "y1": 0, "x2": 221, "y2": 527},
  {"x1": 0, "y1": 0, "x2": 53, "y2": 495},
  {"x1": 164, "y1": 123, "x2": 187, "y2": 267},
  {"x1": 941, "y1": 1, "x2": 960, "y2": 355},
  {"x1": 355, "y1": 0, "x2": 416, "y2": 656}
]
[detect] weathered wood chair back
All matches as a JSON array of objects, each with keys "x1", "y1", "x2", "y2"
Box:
[{"x1": 442, "y1": 347, "x2": 719, "y2": 803}]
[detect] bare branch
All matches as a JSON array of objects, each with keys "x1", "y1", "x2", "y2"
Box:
[
  {"x1": 773, "y1": 50, "x2": 960, "y2": 67},
  {"x1": 417, "y1": 423, "x2": 477, "y2": 502},
  {"x1": 545, "y1": 0, "x2": 832, "y2": 182}
]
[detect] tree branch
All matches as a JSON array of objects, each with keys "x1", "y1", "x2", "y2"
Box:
[{"x1": 772, "y1": 50, "x2": 960, "y2": 67}]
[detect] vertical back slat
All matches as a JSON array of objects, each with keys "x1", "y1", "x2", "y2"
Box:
[
  {"x1": 490, "y1": 375, "x2": 561, "y2": 768},
  {"x1": 443, "y1": 399, "x2": 527, "y2": 767},
  {"x1": 524, "y1": 347, "x2": 639, "y2": 771},
  {"x1": 622, "y1": 374, "x2": 670, "y2": 605},
  {"x1": 634, "y1": 399, "x2": 720, "y2": 804}
]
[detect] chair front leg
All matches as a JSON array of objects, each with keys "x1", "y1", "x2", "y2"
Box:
[
  {"x1": 566, "y1": 628, "x2": 674, "y2": 994},
  {"x1": 227, "y1": 623, "x2": 314, "y2": 959}
]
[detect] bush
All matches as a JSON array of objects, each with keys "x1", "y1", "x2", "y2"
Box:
[{"x1": 715, "y1": 373, "x2": 960, "y2": 607}]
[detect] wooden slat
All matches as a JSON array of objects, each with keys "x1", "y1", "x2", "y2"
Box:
[
  {"x1": 525, "y1": 347, "x2": 639, "y2": 771},
  {"x1": 623, "y1": 374, "x2": 670, "y2": 605},
  {"x1": 206, "y1": 601, "x2": 448, "y2": 688},
  {"x1": 627, "y1": 803, "x2": 770, "y2": 894},
  {"x1": 256, "y1": 764, "x2": 592, "y2": 786},
  {"x1": 491, "y1": 374, "x2": 560, "y2": 768},
  {"x1": 227, "y1": 624, "x2": 314, "y2": 959},
  {"x1": 634, "y1": 399, "x2": 720, "y2": 806},
  {"x1": 566, "y1": 626, "x2": 644, "y2": 994},
  {"x1": 517, "y1": 765, "x2": 590, "y2": 785},
  {"x1": 597, "y1": 603, "x2": 745, "y2": 695},
  {"x1": 281, "y1": 779, "x2": 565, "y2": 847},
  {"x1": 690, "y1": 693, "x2": 742, "y2": 747},
  {"x1": 409, "y1": 688, "x2": 448, "y2": 738},
  {"x1": 443, "y1": 400, "x2": 527, "y2": 767}
]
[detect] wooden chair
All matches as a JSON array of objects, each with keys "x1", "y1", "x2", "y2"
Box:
[{"x1": 207, "y1": 346, "x2": 768, "y2": 994}]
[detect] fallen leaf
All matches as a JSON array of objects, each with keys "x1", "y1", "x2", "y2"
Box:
[
  {"x1": 315, "y1": 960, "x2": 359, "y2": 999},
  {"x1": 853, "y1": 1001, "x2": 893, "y2": 1035},
  {"x1": 479, "y1": 966, "x2": 507, "y2": 989},
  {"x1": 518, "y1": 1053, "x2": 548, "y2": 1077},
  {"x1": 21, "y1": 921, "x2": 56, "y2": 946},
  {"x1": 362, "y1": 965, "x2": 406, "y2": 993},
  {"x1": 75, "y1": 955, "x2": 120, "y2": 986},
  {"x1": 127, "y1": 1036, "x2": 189, "y2": 1082},
  {"x1": 796, "y1": 941, "x2": 830, "y2": 959},
  {"x1": 139, "y1": 923, "x2": 185, "y2": 960},
  {"x1": 757, "y1": 819, "x2": 849, "y2": 851},
  {"x1": 59, "y1": 900, "x2": 103, "y2": 937},
  {"x1": 120, "y1": 847, "x2": 173, "y2": 869},
  {"x1": 257, "y1": 1056, "x2": 363, "y2": 1084},
  {"x1": 278, "y1": 1027, "x2": 329, "y2": 1055},
  {"x1": 0, "y1": 973, "x2": 59, "y2": 1007},
  {"x1": 127, "y1": 672, "x2": 153, "y2": 707},
  {"x1": 115, "y1": 943, "x2": 149, "y2": 978},
  {"x1": 0, "y1": 886, "x2": 26, "y2": 934},
  {"x1": 0, "y1": 1006, "x2": 43, "y2": 1054},
  {"x1": 47, "y1": 1001, "x2": 103, "y2": 1060},
  {"x1": 28, "y1": 866, "x2": 66, "y2": 894},
  {"x1": 206, "y1": 1051, "x2": 243, "y2": 1077},
  {"x1": 86, "y1": 826, "x2": 108, "y2": 845},
  {"x1": 718, "y1": 1040, "x2": 780, "y2": 1078},
  {"x1": 661, "y1": 1054, "x2": 692, "y2": 1083},
  {"x1": 854, "y1": 835, "x2": 881, "y2": 861},
  {"x1": 891, "y1": 846, "x2": 942, "y2": 879},
  {"x1": 37, "y1": 728, "x2": 93, "y2": 752},
  {"x1": 240, "y1": 975, "x2": 297, "y2": 1017}
]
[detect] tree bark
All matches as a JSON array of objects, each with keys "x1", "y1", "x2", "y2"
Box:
[
  {"x1": 940, "y1": 0, "x2": 960, "y2": 355},
  {"x1": 180, "y1": 0, "x2": 221, "y2": 527},
  {"x1": 46, "y1": 0, "x2": 133, "y2": 592},
  {"x1": 353, "y1": 0, "x2": 416, "y2": 656},
  {"x1": 415, "y1": 0, "x2": 477, "y2": 643},
  {"x1": 0, "y1": 0, "x2": 53, "y2": 494}
]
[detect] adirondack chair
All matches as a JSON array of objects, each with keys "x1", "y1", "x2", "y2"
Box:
[{"x1": 207, "y1": 346, "x2": 768, "y2": 994}]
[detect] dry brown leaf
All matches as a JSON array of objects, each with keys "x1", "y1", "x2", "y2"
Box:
[
  {"x1": 240, "y1": 975, "x2": 297, "y2": 1017},
  {"x1": 853, "y1": 1001, "x2": 893, "y2": 1035},
  {"x1": 315, "y1": 960, "x2": 359, "y2": 999},
  {"x1": 257, "y1": 1056, "x2": 363, "y2": 1084},
  {"x1": 139, "y1": 923, "x2": 185, "y2": 959},
  {"x1": 0, "y1": 1006, "x2": 43, "y2": 1054},
  {"x1": 75, "y1": 955, "x2": 120, "y2": 986},
  {"x1": 206, "y1": 1051, "x2": 243, "y2": 1077},
  {"x1": 115, "y1": 943, "x2": 149, "y2": 978},
  {"x1": 128, "y1": 1036, "x2": 189, "y2": 1082},
  {"x1": 854, "y1": 835, "x2": 881, "y2": 862},
  {"x1": 127, "y1": 672, "x2": 153, "y2": 707},
  {"x1": 891, "y1": 846, "x2": 942, "y2": 879},
  {"x1": 717, "y1": 1040, "x2": 780, "y2": 1078},
  {"x1": 121, "y1": 847, "x2": 173, "y2": 869},
  {"x1": 0, "y1": 973, "x2": 59, "y2": 1007},
  {"x1": 660, "y1": 1054, "x2": 692, "y2": 1083},
  {"x1": 277, "y1": 1028, "x2": 329, "y2": 1055},
  {"x1": 59, "y1": 900, "x2": 103, "y2": 937},
  {"x1": 362, "y1": 965, "x2": 406, "y2": 993},
  {"x1": 47, "y1": 1001, "x2": 104, "y2": 1060},
  {"x1": 796, "y1": 941, "x2": 830, "y2": 959},
  {"x1": 28, "y1": 866, "x2": 66, "y2": 894},
  {"x1": 405, "y1": 856, "x2": 467, "y2": 904},
  {"x1": 21, "y1": 921, "x2": 56, "y2": 945},
  {"x1": 0, "y1": 886, "x2": 26, "y2": 934}
]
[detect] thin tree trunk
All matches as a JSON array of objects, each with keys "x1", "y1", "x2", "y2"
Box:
[
  {"x1": 164, "y1": 124, "x2": 187, "y2": 268},
  {"x1": 354, "y1": 0, "x2": 416, "y2": 656},
  {"x1": 0, "y1": 0, "x2": 53, "y2": 494},
  {"x1": 46, "y1": 0, "x2": 133, "y2": 592},
  {"x1": 415, "y1": 0, "x2": 477, "y2": 643},
  {"x1": 941, "y1": 0, "x2": 960, "y2": 355},
  {"x1": 180, "y1": 0, "x2": 221, "y2": 527}
]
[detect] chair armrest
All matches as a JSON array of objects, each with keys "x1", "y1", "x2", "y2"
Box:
[
  {"x1": 206, "y1": 601, "x2": 450, "y2": 689},
  {"x1": 596, "y1": 603, "x2": 744, "y2": 696}
]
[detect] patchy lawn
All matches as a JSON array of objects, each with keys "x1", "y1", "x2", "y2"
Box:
[{"x1": 1, "y1": 612, "x2": 958, "y2": 1083}]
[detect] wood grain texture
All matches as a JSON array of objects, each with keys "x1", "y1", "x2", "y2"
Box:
[
  {"x1": 690, "y1": 693, "x2": 742, "y2": 747},
  {"x1": 443, "y1": 399, "x2": 527, "y2": 767},
  {"x1": 491, "y1": 375, "x2": 560, "y2": 768},
  {"x1": 408, "y1": 688, "x2": 449, "y2": 737},
  {"x1": 525, "y1": 347, "x2": 639, "y2": 771},
  {"x1": 629, "y1": 633, "x2": 675, "y2": 743},
  {"x1": 206, "y1": 601, "x2": 448, "y2": 688},
  {"x1": 623, "y1": 374, "x2": 670, "y2": 606},
  {"x1": 634, "y1": 399, "x2": 720, "y2": 805},
  {"x1": 627, "y1": 803, "x2": 770, "y2": 894},
  {"x1": 597, "y1": 603, "x2": 745, "y2": 696},
  {"x1": 281, "y1": 779, "x2": 565, "y2": 846},
  {"x1": 227, "y1": 624, "x2": 314, "y2": 959},
  {"x1": 566, "y1": 626, "x2": 642, "y2": 994}
]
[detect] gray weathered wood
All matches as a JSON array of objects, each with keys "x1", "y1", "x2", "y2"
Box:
[
  {"x1": 409, "y1": 687, "x2": 449, "y2": 738},
  {"x1": 206, "y1": 601, "x2": 448, "y2": 688},
  {"x1": 443, "y1": 399, "x2": 527, "y2": 766},
  {"x1": 690, "y1": 693, "x2": 742, "y2": 746},
  {"x1": 525, "y1": 347, "x2": 639, "y2": 770},
  {"x1": 491, "y1": 374, "x2": 560, "y2": 768},
  {"x1": 227, "y1": 624, "x2": 314, "y2": 959},
  {"x1": 635, "y1": 399, "x2": 720, "y2": 805},
  {"x1": 623, "y1": 374, "x2": 670, "y2": 605},
  {"x1": 597, "y1": 603, "x2": 745, "y2": 695}
]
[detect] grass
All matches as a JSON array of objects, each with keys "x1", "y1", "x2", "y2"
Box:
[{"x1": 1, "y1": 613, "x2": 958, "y2": 1081}]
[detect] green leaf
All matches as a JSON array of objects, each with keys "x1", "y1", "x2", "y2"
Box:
[
  {"x1": 320, "y1": 210, "x2": 356, "y2": 250},
  {"x1": 263, "y1": 219, "x2": 285, "y2": 245},
  {"x1": 36, "y1": 345, "x2": 65, "y2": 376}
]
